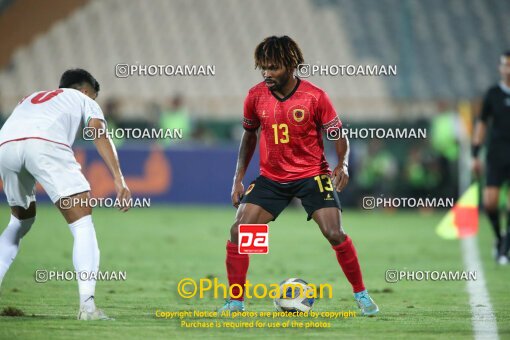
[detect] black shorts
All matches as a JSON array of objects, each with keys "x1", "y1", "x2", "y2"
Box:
[
  {"x1": 486, "y1": 161, "x2": 510, "y2": 187},
  {"x1": 241, "y1": 175, "x2": 341, "y2": 221}
]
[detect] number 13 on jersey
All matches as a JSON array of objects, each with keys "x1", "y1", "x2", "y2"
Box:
[{"x1": 271, "y1": 123, "x2": 289, "y2": 144}]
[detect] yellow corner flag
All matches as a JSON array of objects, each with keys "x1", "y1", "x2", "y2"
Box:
[{"x1": 436, "y1": 183, "x2": 479, "y2": 239}]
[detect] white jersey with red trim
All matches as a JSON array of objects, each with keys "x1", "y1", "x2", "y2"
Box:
[{"x1": 0, "y1": 88, "x2": 105, "y2": 147}]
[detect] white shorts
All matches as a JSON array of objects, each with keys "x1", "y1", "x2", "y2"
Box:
[{"x1": 0, "y1": 139, "x2": 90, "y2": 208}]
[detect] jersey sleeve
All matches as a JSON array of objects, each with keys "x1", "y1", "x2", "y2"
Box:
[
  {"x1": 480, "y1": 89, "x2": 493, "y2": 123},
  {"x1": 242, "y1": 91, "x2": 260, "y2": 130},
  {"x1": 82, "y1": 96, "x2": 106, "y2": 126},
  {"x1": 317, "y1": 91, "x2": 342, "y2": 130}
]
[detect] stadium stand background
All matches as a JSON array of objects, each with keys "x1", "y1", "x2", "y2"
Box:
[{"x1": 0, "y1": 0, "x2": 509, "y2": 205}]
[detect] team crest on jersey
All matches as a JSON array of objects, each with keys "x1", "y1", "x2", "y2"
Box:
[
  {"x1": 293, "y1": 109, "x2": 305, "y2": 122},
  {"x1": 287, "y1": 105, "x2": 310, "y2": 126}
]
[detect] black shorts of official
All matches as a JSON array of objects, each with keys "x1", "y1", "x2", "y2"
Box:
[
  {"x1": 486, "y1": 161, "x2": 510, "y2": 187},
  {"x1": 240, "y1": 175, "x2": 342, "y2": 221}
]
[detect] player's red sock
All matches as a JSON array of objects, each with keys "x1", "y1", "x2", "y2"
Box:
[
  {"x1": 332, "y1": 235, "x2": 366, "y2": 293},
  {"x1": 226, "y1": 240, "x2": 249, "y2": 301}
]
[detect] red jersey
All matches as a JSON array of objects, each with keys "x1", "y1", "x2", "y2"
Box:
[{"x1": 243, "y1": 78, "x2": 342, "y2": 182}]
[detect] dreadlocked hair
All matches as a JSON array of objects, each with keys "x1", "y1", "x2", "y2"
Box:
[{"x1": 254, "y1": 36, "x2": 304, "y2": 70}]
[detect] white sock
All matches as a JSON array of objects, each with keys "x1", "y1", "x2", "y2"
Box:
[
  {"x1": 0, "y1": 215, "x2": 35, "y2": 287},
  {"x1": 68, "y1": 215, "x2": 100, "y2": 312}
]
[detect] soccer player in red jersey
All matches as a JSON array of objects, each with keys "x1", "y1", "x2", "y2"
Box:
[{"x1": 219, "y1": 36, "x2": 379, "y2": 315}]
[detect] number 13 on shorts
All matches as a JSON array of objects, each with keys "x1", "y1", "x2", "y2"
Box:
[{"x1": 314, "y1": 175, "x2": 333, "y2": 192}]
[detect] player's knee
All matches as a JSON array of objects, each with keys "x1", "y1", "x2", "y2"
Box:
[
  {"x1": 322, "y1": 226, "x2": 346, "y2": 245},
  {"x1": 8, "y1": 215, "x2": 35, "y2": 240},
  {"x1": 230, "y1": 221, "x2": 240, "y2": 243},
  {"x1": 11, "y1": 203, "x2": 36, "y2": 220},
  {"x1": 19, "y1": 217, "x2": 35, "y2": 239},
  {"x1": 230, "y1": 212, "x2": 257, "y2": 243}
]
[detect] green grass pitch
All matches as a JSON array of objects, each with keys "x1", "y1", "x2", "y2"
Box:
[{"x1": 0, "y1": 205, "x2": 509, "y2": 339}]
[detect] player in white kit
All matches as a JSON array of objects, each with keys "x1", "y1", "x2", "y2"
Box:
[{"x1": 0, "y1": 69, "x2": 131, "y2": 320}]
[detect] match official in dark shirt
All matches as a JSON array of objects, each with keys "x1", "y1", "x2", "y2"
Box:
[{"x1": 472, "y1": 50, "x2": 510, "y2": 265}]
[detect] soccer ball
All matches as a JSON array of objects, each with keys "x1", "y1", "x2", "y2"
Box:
[{"x1": 273, "y1": 278, "x2": 315, "y2": 312}]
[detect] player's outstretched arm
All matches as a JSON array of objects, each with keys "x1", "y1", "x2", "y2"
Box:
[
  {"x1": 232, "y1": 129, "x2": 258, "y2": 208},
  {"x1": 89, "y1": 118, "x2": 132, "y2": 212},
  {"x1": 331, "y1": 135, "x2": 350, "y2": 192},
  {"x1": 471, "y1": 120, "x2": 486, "y2": 178}
]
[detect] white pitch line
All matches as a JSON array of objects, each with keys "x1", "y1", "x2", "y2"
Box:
[{"x1": 461, "y1": 236, "x2": 498, "y2": 340}]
